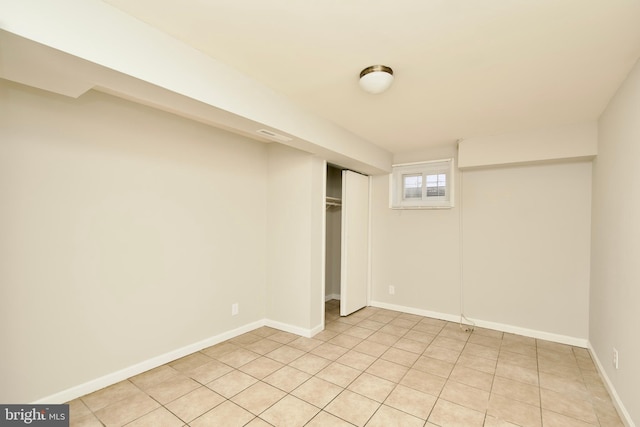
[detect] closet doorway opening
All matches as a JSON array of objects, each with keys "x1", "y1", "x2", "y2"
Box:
[{"x1": 325, "y1": 164, "x2": 370, "y2": 319}]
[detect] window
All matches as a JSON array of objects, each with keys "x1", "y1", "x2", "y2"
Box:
[{"x1": 390, "y1": 158, "x2": 455, "y2": 209}]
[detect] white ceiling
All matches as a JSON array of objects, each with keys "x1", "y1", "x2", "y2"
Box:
[{"x1": 104, "y1": 0, "x2": 640, "y2": 154}]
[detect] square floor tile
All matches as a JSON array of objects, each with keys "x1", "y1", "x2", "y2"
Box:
[
  {"x1": 231, "y1": 381, "x2": 286, "y2": 415},
  {"x1": 343, "y1": 326, "x2": 375, "y2": 339},
  {"x1": 540, "y1": 388, "x2": 598, "y2": 424},
  {"x1": 169, "y1": 352, "x2": 212, "y2": 373},
  {"x1": 288, "y1": 336, "x2": 324, "y2": 352},
  {"x1": 316, "y1": 362, "x2": 361, "y2": 387},
  {"x1": 439, "y1": 379, "x2": 490, "y2": 412},
  {"x1": 239, "y1": 356, "x2": 284, "y2": 379},
  {"x1": 245, "y1": 417, "x2": 273, "y2": 426},
  {"x1": 165, "y1": 386, "x2": 225, "y2": 422},
  {"x1": 291, "y1": 376, "x2": 343, "y2": 408},
  {"x1": 380, "y1": 347, "x2": 419, "y2": 367},
  {"x1": 368, "y1": 331, "x2": 401, "y2": 346},
  {"x1": 311, "y1": 342, "x2": 350, "y2": 361},
  {"x1": 428, "y1": 398, "x2": 485, "y2": 427},
  {"x1": 542, "y1": 410, "x2": 600, "y2": 427},
  {"x1": 190, "y1": 400, "x2": 254, "y2": 427},
  {"x1": 305, "y1": 410, "x2": 355, "y2": 427},
  {"x1": 336, "y1": 350, "x2": 376, "y2": 371},
  {"x1": 201, "y1": 342, "x2": 241, "y2": 359},
  {"x1": 266, "y1": 345, "x2": 306, "y2": 364},
  {"x1": 216, "y1": 348, "x2": 261, "y2": 368},
  {"x1": 207, "y1": 370, "x2": 258, "y2": 398},
  {"x1": 347, "y1": 373, "x2": 395, "y2": 402},
  {"x1": 393, "y1": 337, "x2": 428, "y2": 354},
  {"x1": 325, "y1": 390, "x2": 380, "y2": 427},
  {"x1": 353, "y1": 340, "x2": 389, "y2": 358},
  {"x1": 423, "y1": 344, "x2": 461, "y2": 363},
  {"x1": 399, "y1": 368, "x2": 446, "y2": 396},
  {"x1": 492, "y1": 376, "x2": 540, "y2": 407},
  {"x1": 68, "y1": 398, "x2": 91, "y2": 419},
  {"x1": 365, "y1": 404, "x2": 425, "y2": 427},
  {"x1": 366, "y1": 359, "x2": 408, "y2": 383},
  {"x1": 449, "y1": 364, "x2": 494, "y2": 391},
  {"x1": 263, "y1": 365, "x2": 311, "y2": 392},
  {"x1": 328, "y1": 333, "x2": 363, "y2": 349},
  {"x1": 183, "y1": 359, "x2": 234, "y2": 384},
  {"x1": 81, "y1": 380, "x2": 140, "y2": 411},
  {"x1": 268, "y1": 331, "x2": 300, "y2": 344},
  {"x1": 94, "y1": 392, "x2": 159, "y2": 426},
  {"x1": 129, "y1": 366, "x2": 180, "y2": 392},
  {"x1": 260, "y1": 395, "x2": 319, "y2": 427},
  {"x1": 457, "y1": 354, "x2": 497, "y2": 374},
  {"x1": 432, "y1": 336, "x2": 467, "y2": 352},
  {"x1": 384, "y1": 384, "x2": 436, "y2": 420},
  {"x1": 245, "y1": 338, "x2": 283, "y2": 355},
  {"x1": 124, "y1": 407, "x2": 183, "y2": 427},
  {"x1": 145, "y1": 375, "x2": 200, "y2": 404},
  {"x1": 288, "y1": 353, "x2": 332, "y2": 375},
  {"x1": 230, "y1": 332, "x2": 262, "y2": 346},
  {"x1": 495, "y1": 360, "x2": 539, "y2": 386},
  {"x1": 412, "y1": 355, "x2": 454, "y2": 378},
  {"x1": 487, "y1": 393, "x2": 542, "y2": 427}
]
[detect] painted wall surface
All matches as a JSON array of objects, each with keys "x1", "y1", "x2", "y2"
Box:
[
  {"x1": 371, "y1": 141, "x2": 592, "y2": 342},
  {"x1": 0, "y1": 0, "x2": 392, "y2": 175},
  {"x1": 266, "y1": 144, "x2": 324, "y2": 332},
  {"x1": 459, "y1": 122, "x2": 597, "y2": 168},
  {"x1": 0, "y1": 80, "x2": 268, "y2": 403},
  {"x1": 591, "y1": 58, "x2": 640, "y2": 425},
  {"x1": 371, "y1": 145, "x2": 461, "y2": 316},
  {"x1": 462, "y1": 161, "x2": 592, "y2": 340}
]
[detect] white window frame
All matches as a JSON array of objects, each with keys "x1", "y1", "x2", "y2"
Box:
[{"x1": 390, "y1": 158, "x2": 455, "y2": 209}]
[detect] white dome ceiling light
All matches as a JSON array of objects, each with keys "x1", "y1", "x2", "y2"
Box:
[{"x1": 359, "y1": 65, "x2": 394, "y2": 94}]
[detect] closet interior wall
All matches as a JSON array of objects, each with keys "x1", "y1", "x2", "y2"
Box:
[{"x1": 325, "y1": 165, "x2": 342, "y2": 303}]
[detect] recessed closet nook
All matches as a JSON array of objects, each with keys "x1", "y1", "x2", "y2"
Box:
[{"x1": 325, "y1": 164, "x2": 369, "y2": 317}]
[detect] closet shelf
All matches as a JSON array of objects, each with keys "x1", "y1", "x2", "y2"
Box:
[{"x1": 326, "y1": 196, "x2": 342, "y2": 208}]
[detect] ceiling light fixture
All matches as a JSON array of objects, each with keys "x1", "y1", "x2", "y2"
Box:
[{"x1": 359, "y1": 65, "x2": 394, "y2": 94}]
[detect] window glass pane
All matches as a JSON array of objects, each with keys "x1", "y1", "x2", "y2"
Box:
[
  {"x1": 426, "y1": 173, "x2": 446, "y2": 198},
  {"x1": 403, "y1": 174, "x2": 422, "y2": 199}
]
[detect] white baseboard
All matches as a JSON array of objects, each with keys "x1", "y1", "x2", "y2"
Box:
[
  {"x1": 588, "y1": 342, "x2": 635, "y2": 427},
  {"x1": 471, "y1": 318, "x2": 588, "y2": 348},
  {"x1": 264, "y1": 319, "x2": 320, "y2": 339},
  {"x1": 370, "y1": 300, "x2": 460, "y2": 323},
  {"x1": 34, "y1": 317, "x2": 323, "y2": 404},
  {"x1": 370, "y1": 300, "x2": 588, "y2": 348},
  {"x1": 34, "y1": 320, "x2": 266, "y2": 404},
  {"x1": 325, "y1": 294, "x2": 340, "y2": 302}
]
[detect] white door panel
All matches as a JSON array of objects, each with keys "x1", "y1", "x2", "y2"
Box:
[{"x1": 340, "y1": 170, "x2": 369, "y2": 316}]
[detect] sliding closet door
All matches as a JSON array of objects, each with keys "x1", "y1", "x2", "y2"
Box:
[{"x1": 340, "y1": 170, "x2": 369, "y2": 316}]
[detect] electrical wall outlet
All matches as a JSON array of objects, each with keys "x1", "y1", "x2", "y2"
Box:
[
  {"x1": 232, "y1": 303, "x2": 239, "y2": 316},
  {"x1": 613, "y1": 348, "x2": 619, "y2": 369},
  {"x1": 389, "y1": 285, "x2": 395, "y2": 295}
]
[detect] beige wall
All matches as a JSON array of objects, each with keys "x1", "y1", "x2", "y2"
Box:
[
  {"x1": 371, "y1": 145, "x2": 461, "y2": 316},
  {"x1": 459, "y1": 122, "x2": 597, "y2": 168},
  {"x1": 266, "y1": 144, "x2": 325, "y2": 334},
  {"x1": 462, "y1": 161, "x2": 592, "y2": 339},
  {"x1": 0, "y1": 80, "x2": 268, "y2": 403},
  {"x1": 591, "y1": 58, "x2": 640, "y2": 424},
  {"x1": 371, "y1": 140, "x2": 593, "y2": 343},
  {"x1": 1, "y1": 1, "x2": 393, "y2": 175}
]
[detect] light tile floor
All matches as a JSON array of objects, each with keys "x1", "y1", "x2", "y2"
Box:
[{"x1": 69, "y1": 300, "x2": 624, "y2": 426}]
